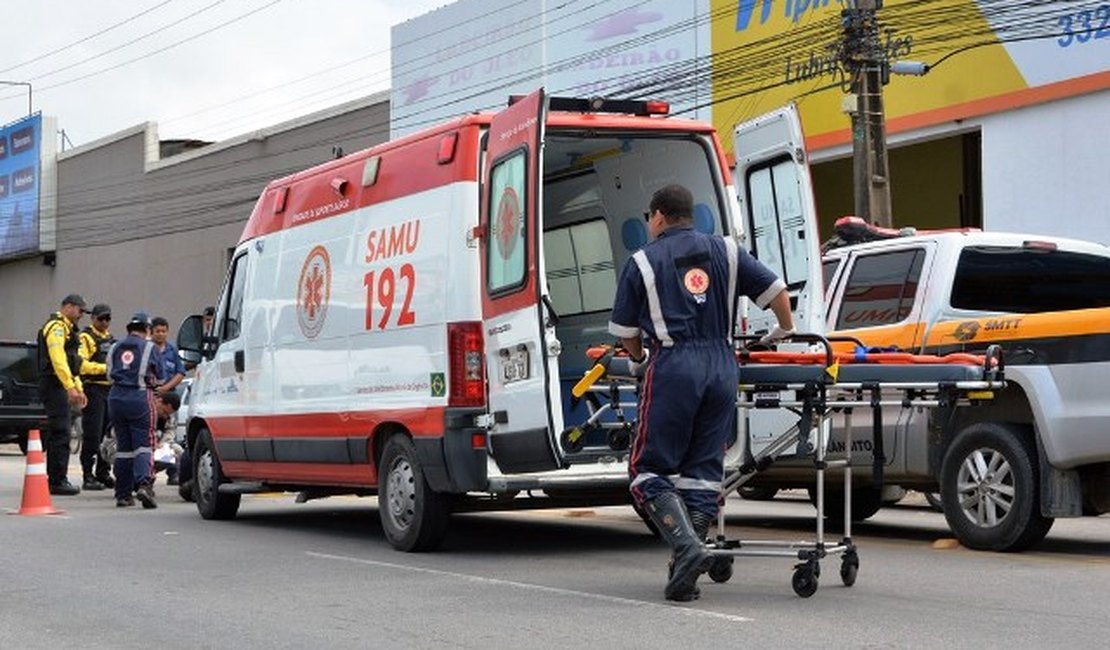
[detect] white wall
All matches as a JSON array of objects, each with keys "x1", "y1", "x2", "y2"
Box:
[{"x1": 979, "y1": 89, "x2": 1110, "y2": 244}]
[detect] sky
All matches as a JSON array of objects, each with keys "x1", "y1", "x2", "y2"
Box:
[{"x1": 0, "y1": 0, "x2": 449, "y2": 148}]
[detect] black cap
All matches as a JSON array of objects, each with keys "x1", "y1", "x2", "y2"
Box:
[
  {"x1": 203, "y1": 305, "x2": 216, "y2": 317},
  {"x1": 62, "y1": 293, "x2": 87, "y2": 310},
  {"x1": 91, "y1": 303, "x2": 111, "y2": 318},
  {"x1": 127, "y1": 311, "x2": 151, "y2": 330}
]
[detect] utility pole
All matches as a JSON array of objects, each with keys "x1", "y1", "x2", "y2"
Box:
[{"x1": 842, "y1": 1, "x2": 893, "y2": 228}]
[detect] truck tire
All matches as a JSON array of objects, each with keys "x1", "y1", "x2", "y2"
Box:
[
  {"x1": 738, "y1": 485, "x2": 779, "y2": 501},
  {"x1": 194, "y1": 429, "x2": 240, "y2": 520},
  {"x1": 940, "y1": 422, "x2": 1054, "y2": 551},
  {"x1": 379, "y1": 435, "x2": 451, "y2": 552},
  {"x1": 808, "y1": 486, "x2": 884, "y2": 522}
]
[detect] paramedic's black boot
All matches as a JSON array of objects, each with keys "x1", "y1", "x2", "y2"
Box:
[
  {"x1": 646, "y1": 492, "x2": 712, "y2": 601},
  {"x1": 691, "y1": 508, "x2": 733, "y2": 584},
  {"x1": 668, "y1": 508, "x2": 716, "y2": 598}
]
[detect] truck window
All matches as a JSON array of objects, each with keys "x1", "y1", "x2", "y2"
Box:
[
  {"x1": 221, "y1": 253, "x2": 248, "y2": 341},
  {"x1": 544, "y1": 219, "x2": 617, "y2": 315},
  {"x1": 487, "y1": 150, "x2": 528, "y2": 294},
  {"x1": 835, "y1": 249, "x2": 924, "y2": 330},
  {"x1": 822, "y1": 258, "x2": 840, "y2": 290},
  {"x1": 747, "y1": 158, "x2": 809, "y2": 290},
  {"x1": 951, "y1": 246, "x2": 1110, "y2": 313}
]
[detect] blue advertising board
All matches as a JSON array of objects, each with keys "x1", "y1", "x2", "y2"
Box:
[{"x1": 0, "y1": 113, "x2": 42, "y2": 260}]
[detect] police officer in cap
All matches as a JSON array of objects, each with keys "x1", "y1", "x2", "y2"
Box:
[
  {"x1": 108, "y1": 312, "x2": 165, "y2": 508},
  {"x1": 78, "y1": 303, "x2": 117, "y2": 490},
  {"x1": 609, "y1": 184, "x2": 794, "y2": 601},
  {"x1": 37, "y1": 293, "x2": 89, "y2": 495}
]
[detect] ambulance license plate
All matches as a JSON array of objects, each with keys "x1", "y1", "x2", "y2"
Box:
[{"x1": 501, "y1": 347, "x2": 530, "y2": 383}]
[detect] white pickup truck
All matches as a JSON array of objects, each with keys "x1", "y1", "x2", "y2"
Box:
[{"x1": 742, "y1": 220, "x2": 1110, "y2": 551}]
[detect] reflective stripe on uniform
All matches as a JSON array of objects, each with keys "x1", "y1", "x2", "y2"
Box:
[
  {"x1": 632, "y1": 250, "x2": 673, "y2": 347},
  {"x1": 755, "y1": 278, "x2": 787, "y2": 309},
  {"x1": 137, "y1": 343, "x2": 155, "y2": 389},
  {"x1": 723, "y1": 237, "x2": 739, "y2": 330},
  {"x1": 675, "y1": 476, "x2": 721, "y2": 492}
]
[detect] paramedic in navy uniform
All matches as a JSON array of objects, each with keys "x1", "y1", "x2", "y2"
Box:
[
  {"x1": 107, "y1": 312, "x2": 165, "y2": 509},
  {"x1": 609, "y1": 184, "x2": 795, "y2": 601}
]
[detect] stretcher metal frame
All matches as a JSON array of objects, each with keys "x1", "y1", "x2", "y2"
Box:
[{"x1": 570, "y1": 333, "x2": 1006, "y2": 598}]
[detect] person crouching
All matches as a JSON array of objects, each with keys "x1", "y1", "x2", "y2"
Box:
[{"x1": 107, "y1": 312, "x2": 165, "y2": 508}]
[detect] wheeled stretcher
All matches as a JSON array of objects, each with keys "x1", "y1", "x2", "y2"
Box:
[{"x1": 568, "y1": 334, "x2": 1006, "y2": 598}]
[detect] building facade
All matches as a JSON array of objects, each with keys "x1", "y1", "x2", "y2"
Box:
[{"x1": 0, "y1": 92, "x2": 390, "y2": 339}]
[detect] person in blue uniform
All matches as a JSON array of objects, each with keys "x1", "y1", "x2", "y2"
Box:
[
  {"x1": 107, "y1": 312, "x2": 165, "y2": 508},
  {"x1": 609, "y1": 184, "x2": 795, "y2": 601}
]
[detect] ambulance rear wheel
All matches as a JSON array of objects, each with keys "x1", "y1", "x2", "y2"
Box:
[
  {"x1": 379, "y1": 435, "x2": 451, "y2": 552},
  {"x1": 194, "y1": 429, "x2": 240, "y2": 520}
]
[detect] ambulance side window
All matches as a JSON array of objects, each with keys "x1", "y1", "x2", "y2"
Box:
[
  {"x1": 487, "y1": 150, "x2": 527, "y2": 294},
  {"x1": 221, "y1": 252, "x2": 248, "y2": 341}
]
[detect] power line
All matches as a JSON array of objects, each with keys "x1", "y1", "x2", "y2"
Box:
[{"x1": 0, "y1": 0, "x2": 178, "y2": 76}]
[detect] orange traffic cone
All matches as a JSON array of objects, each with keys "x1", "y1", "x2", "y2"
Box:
[{"x1": 8, "y1": 429, "x2": 63, "y2": 516}]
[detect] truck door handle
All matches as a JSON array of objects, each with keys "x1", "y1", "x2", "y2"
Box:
[{"x1": 234, "y1": 350, "x2": 245, "y2": 373}]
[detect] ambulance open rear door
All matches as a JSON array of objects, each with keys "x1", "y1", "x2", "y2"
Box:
[
  {"x1": 731, "y1": 103, "x2": 825, "y2": 462},
  {"x1": 479, "y1": 88, "x2": 566, "y2": 474}
]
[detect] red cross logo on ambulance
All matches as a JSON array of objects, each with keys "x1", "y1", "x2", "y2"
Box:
[
  {"x1": 684, "y1": 267, "x2": 709, "y2": 304},
  {"x1": 297, "y1": 245, "x2": 332, "y2": 339},
  {"x1": 495, "y1": 186, "x2": 521, "y2": 261}
]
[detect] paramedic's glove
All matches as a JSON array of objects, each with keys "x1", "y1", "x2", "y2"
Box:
[
  {"x1": 627, "y1": 349, "x2": 650, "y2": 377},
  {"x1": 757, "y1": 325, "x2": 795, "y2": 348}
]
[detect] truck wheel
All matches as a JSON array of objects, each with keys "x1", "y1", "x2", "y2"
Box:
[
  {"x1": 808, "y1": 486, "x2": 883, "y2": 522},
  {"x1": 940, "y1": 423, "x2": 1054, "y2": 551},
  {"x1": 924, "y1": 491, "x2": 944, "y2": 512},
  {"x1": 379, "y1": 435, "x2": 451, "y2": 552},
  {"x1": 194, "y1": 429, "x2": 240, "y2": 520},
  {"x1": 738, "y1": 485, "x2": 779, "y2": 501}
]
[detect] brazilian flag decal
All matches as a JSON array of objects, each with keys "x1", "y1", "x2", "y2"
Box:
[{"x1": 430, "y1": 372, "x2": 446, "y2": 397}]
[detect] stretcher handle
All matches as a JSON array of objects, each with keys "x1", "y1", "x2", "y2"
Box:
[
  {"x1": 984, "y1": 344, "x2": 1004, "y2": 378},
  {"x1": 736, "y1": 332, "x2": 834, "y2": 369}
]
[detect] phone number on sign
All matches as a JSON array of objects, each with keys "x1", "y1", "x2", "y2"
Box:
[{"x1": 1056, "y1": 5, "x2": 1109, "y2": 47}]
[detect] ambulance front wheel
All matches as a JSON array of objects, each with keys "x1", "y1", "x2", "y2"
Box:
[
  {"x1": 194, "y1": 429, "x2": 240, "y2": 520},
  {"x1": 379, "y1": 434, "x2": 452, "y2": 552}
]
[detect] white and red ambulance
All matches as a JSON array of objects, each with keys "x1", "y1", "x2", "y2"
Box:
[{"x1": 177, "y1": 91, "x2": 822, "y2": 551}]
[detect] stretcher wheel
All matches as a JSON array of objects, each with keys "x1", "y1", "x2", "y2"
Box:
[
  {"x1": 707, "y1": 556, "x2": 733, "y2": 584},
  {"x1": 607, "y1": 427, "x2": 631, "y2": 451},
  {"x1": 792, "y1": 565, "x2": 819, "y2": 598},
  {"x1": 840, "y1": 552, "x2": 859, "y2": 587},
  {"x1": 560, "y1": 426, "x2": 587, "y2": 453}
]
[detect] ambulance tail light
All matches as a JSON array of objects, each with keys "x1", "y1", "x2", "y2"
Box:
[{"x1": 448, "y1": 322, "x2": 485, "y2": 407}]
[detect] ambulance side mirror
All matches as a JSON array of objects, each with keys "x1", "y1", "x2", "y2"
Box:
[{"x1": 177, "y1": 315, "x2": 215, "y2": 362}]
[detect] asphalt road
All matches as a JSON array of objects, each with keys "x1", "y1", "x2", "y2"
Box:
[{"x1": 2, "y1": 444, "x2": 1107, "y2": 649}]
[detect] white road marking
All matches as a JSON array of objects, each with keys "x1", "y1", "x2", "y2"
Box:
[{"x1": 306, "y1": 551, "x2": 753, "y2": 624}]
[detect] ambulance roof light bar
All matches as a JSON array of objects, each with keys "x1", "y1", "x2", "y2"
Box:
[{"x1": 508, "y1": 95, "x2": 670, "y2": 116}]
